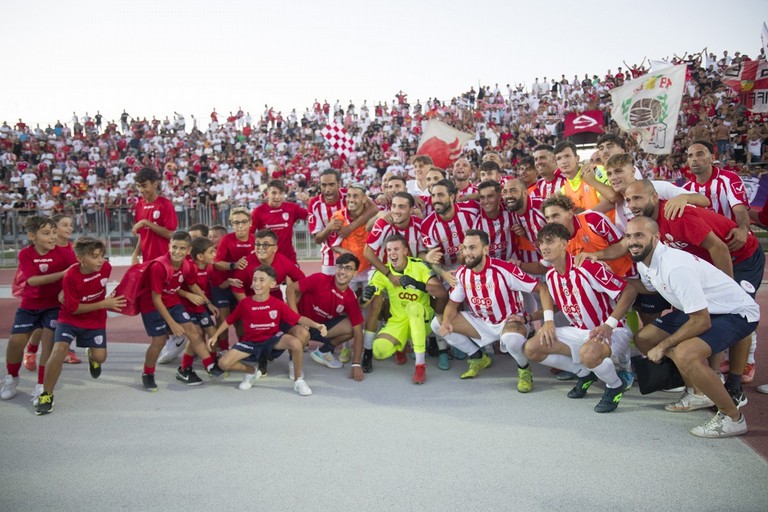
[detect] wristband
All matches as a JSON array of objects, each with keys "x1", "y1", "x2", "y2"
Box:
[
  {"x1": 604, "y1": 317, "x2": 619, "y2": 329},
  {"x1": 229, "y1": 262, "x2": 236, "y2": 271},
  {"x1": 351, "y1": 363, "x2": 362, "y2": 368},
  {"x1": 543, "y1": 310, "x2": 554, "y2": 322}
]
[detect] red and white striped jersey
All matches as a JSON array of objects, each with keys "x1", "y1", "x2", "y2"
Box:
[
  {"x1": 308, "y1": 192, "x2": 347, "y2": 266},
  {"x1": 509, "y1": 195, "x2": 547, "y2": 263},
  {"x1": 450, "y1": 257, "x2": 537, "y2": 324},
  {"x1": 421, "y1": 202, "x2": 479, "y2": 267},
  {"x1": 473, "y1": 209, "x2": 515, "y2": 261},
  {"x1": 367, "y1": 216, "x2": 424, "y2": 263},
  {"x1": 545, "y1": 253, "x2": 627, "y2": 330},
  {"x1": 457, "y1": 183, "x2": 478, "y2": 198},
  {"x1": 533, "y1": 171, "x2": 567, "y2": 199},
  {"x1": 682, "y1": 168, "x2": 748, "y2": 221}
]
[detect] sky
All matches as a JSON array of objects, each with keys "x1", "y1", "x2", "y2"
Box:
[{"x1": 3, "y1": 0, "x2": 764, "y2": 128}]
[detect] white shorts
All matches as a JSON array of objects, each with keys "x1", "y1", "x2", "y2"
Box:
[
  {"x1": 555, "y1": 326, "x2": 632, "y2": 363},
  {"x1": 460, "y1": 312, "x2": 530, "y2": 348}
]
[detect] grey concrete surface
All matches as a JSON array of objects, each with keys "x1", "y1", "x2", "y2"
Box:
[{"x1": 1, "y1": 341, "x2": 766, "y2": 512}]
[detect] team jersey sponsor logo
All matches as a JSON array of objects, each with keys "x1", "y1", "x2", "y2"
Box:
[
  {"x1": 470, "y1": 296, "x2": 493, "y2": 308},
  {"x1": 398, "y1": 292, "x2": 419, "y2": 301}
]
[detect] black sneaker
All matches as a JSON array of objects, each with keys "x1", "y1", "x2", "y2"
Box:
[
  {"x1": 362, "y1": 349, "x2": 373, "y2": 373},
  {"x1": 567, "y1": 372, "x2": 598, "y2": 399},
  {"x1": 142, "y1": 373, "x2": 158, "y2": 392},
  {"x1": 594, "y1": 385, "x2": 624, "y2": 413},
  {"x1": 728, "y1": 387, "x2": 748, "y2": 409},
  {"x1": 258, "y1": 356, "x2": 269, "y2": 377},
  {"x1": 176, "y1": 366, "x2": 204, "y2": 386},
  {"x1": 35, "y1": 392, "x2": 54, "y2": 415},
  {"x1": 207, "y1": 363, "x2": 228, "y2": 379},
  {"x1": 86, "y1": 348, "x2": 101, "y2": 379},
  {"x1": 426, "y1": 336, "x2": 440, "y2": 357}
]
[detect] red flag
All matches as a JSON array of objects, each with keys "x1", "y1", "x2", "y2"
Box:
[
  {"x1": 417, "y1": 120, "x2": 474, "y2": 169},
  {"x1": 563, "y1": 111, "x2": 605, "y2": 138},
  {"x1": 722, "y1": 60, "x2": 768, "y2": 112}
]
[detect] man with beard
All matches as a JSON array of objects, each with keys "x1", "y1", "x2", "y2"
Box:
[
  {"x1": 586, "y1": 180, "x2": 764, "y2": 410},
  {"x1": 626, "y1": 217, "x2": 759, "y2": 438},
  {"x1": 432, "y1": 230, "x2": 545, "y2": 380},
  {"x1": 501, "y1": 178, "x2": 547, "y2": 273},
  {"x1": 309, "y1": 169, "x2": 377, "y2": 275},
  {"x1": 474, "y1": 180, "x2": 515, "y2": 261}
]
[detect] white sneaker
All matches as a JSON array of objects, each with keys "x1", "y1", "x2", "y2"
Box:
[
  {"x1": 310, "y1": 349, "x2": 343, "y2": 369},
  {"x1": 1, "y1": 375, "x2": 20, "y2": 400},
  {"x1": 287, "y1": 360, "x2": 304, "y2": 380},
  {"x1": 238, "y1": 370, "x2": 262, "y2": 390},
  {"x1": 31, "y1": 383, "x2": 44, "y2": 405},
  {"x1": 757, "y1": 383, "x2": 768, "y2": 394},
  {"x1": 157, "y1": 335, "x2": 187, "y2": 364},
  {"x1": 293, "y1": 378, "x2": 312, "y2": 396},
  {"x1": 690, "y1": 412, "x2": 748, "y2": 438},
  {"x1": 665, "y1": 389, "x2": 714, "y2": 412}
]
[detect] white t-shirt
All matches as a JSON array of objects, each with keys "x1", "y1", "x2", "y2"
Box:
[{"x1": 637, "y1": 243, "x2": 759, "y2": 322}]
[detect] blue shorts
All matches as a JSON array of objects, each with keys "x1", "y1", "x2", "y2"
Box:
[
  {"x1": 733, "y1": 246, "x2": 765, "y2": 298},
  {"x1": 11, "y1": 307, "x2": 59, "y2": 334},
  {"x1": 653, "y1": 309, "x2": 758, "y2": 355},
  {"x1": 234, "y1": 334, "x2": 285, "y2": 363},
  {"x1": 54, "y1": 322, "x2": 107, "y2": 348},
  {"x1": 211, "y1": 287, "x2": 236, "y2": 309},
  {"x1": 633, "y1": 292, "x2": 671, "y2": 315},
  {"x1": 191, "y1": 311, "x2": 215, "y2": 329},
  {"x1": 308, "y1": 315, "x2": 346, "y2": 345},
  {"x1": 140, "y1": 304, "x2": 192, "y2": 338}
]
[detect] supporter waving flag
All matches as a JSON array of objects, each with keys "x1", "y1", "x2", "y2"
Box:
[{"x1": 610, "y1": 64, "x2": 686, "y2": 155}]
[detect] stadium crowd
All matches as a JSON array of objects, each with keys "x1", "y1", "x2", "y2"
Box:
[
  {"x1": 1, "y1": 47, "x2": 766, "y2": 233},
  {"x1": 2, "y1": 48, "x2": 767, "y2": 440}
]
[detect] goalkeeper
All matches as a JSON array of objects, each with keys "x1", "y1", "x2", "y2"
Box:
[{"x1": 360, "y1": 234, "x2": 447, "y2": 384}]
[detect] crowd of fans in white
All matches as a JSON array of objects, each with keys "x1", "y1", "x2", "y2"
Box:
[{"x1": 0, "y1": 48, "x2": 766, "y2": 234}]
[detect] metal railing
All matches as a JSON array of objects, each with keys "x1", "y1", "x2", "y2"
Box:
[{"x1": 0, "y1": 206, "x2": 320, "y2": 266}]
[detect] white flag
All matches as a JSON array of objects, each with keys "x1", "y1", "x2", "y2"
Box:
[
  {"x1": 417, "y1": 120, "x2": 474, "y2": 169},
  {"x1": 762, "y1": 22, "x2": 768, "y2": 58},
  {"x1": 609, "y1": 65, "x2": 686, "y2": 155}
]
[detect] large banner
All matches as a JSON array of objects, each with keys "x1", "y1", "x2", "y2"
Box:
[
  {"x1": 563, "y1": 110, "x2": 605, "y2": 138},
  {"x1": 722, "y1": 59, "x2": 768, "y2": 113},
  {"x1": 417, "y1": 120, "x2": 474, "y2": 169},
  {"x1": 609, "y1": 64, "x2": 686, "y2": 155}
]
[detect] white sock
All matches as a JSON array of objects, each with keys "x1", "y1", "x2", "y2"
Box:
[
  {"x1": 500, "y1": 332, "x2": 527, "y2": 367},
  {"x1": 415, "y1": 352, "x2": 426, "y2": 365},
  {"x1": 541, "y1": 354, "x2": 582, "y2": 375},
  {"x1": 591, "y1": 357, "x2": 622, "y2": 389},
  {"x1": 363, "y1": 330, "x2": 375, "y2": 350},
  {"x1": 748, "y1": 332, "x2": 757, "y2": 364}
]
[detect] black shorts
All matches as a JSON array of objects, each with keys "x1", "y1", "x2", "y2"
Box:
[{"x1": 234, "y1": 335, "x2": 285, "y2": 363}]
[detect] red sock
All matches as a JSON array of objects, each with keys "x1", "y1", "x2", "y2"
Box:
[
  {"x1": 181, "y1": 353, "x2": 194, "y2": 369},
  {"x1": 143, "y1": 365, "x2": 155, "y2": 375},
  {"x1": 38, "y1": 365, "x2": 45, "y2": 385},
  {"x1": 7, "y1": 362, "x2": 21, "y2": 378},
  {"x1": 202, "y1": 356, "x2": 215, "y2": 369},
  {"x1": 26, "y1": 343, "x2": 39, "y2": 354}
]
